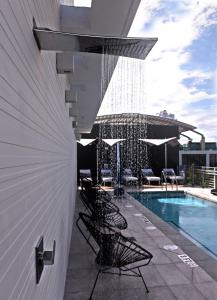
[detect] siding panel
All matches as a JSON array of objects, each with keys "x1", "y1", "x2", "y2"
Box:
[{"x1": 0, "y1": 1, "x2": 76, "y2": 299}]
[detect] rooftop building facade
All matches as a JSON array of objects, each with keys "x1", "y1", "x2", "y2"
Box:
[
  {"x1": 157, "y1": 110, "x2": 175, "y2": 119},
  {"x1": 2, "y1": 2, "x2": 216, "y2": 300},
  {"x1": 0, "y1": 1, "x2": 154, "y2": 299},
  {"x1": 79, "y1": 113, "x2": 197, "y2": 179}
]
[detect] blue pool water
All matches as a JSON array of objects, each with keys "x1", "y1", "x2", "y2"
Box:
[{"x1": 130, "y1": 191, "x2": 217, "y2": 257}]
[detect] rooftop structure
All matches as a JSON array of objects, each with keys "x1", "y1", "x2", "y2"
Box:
[
  {"x1": 156, "y1": 110, "x2": 175, "y2": 119},
  {"x1": 95, "y1": 113, "x2": 196, "y2": 134},
  {"x1": 1, "y1": 1, "x2": 217, "y2": 300},
  {"x1": 0, "y1": 1, "x2": 158, "y2": 299}
]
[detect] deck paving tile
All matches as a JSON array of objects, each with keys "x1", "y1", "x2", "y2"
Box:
[
  {"x1": 148, "y1": 248, "x2": 172, "y2": 265},
  {"x1": 155, "y1": 263, "x2": 191, "y2": 286},
  {"x1": 64, "y1": 189, "x2": 217, "y2": 299},
  {"x1": 139, "y1": 265, "x2": 167, "y2": 287},
  {"x1": 169, "y1": 284, "x2": 206, "y2": 300},
  {"x1": 146, "y1": 286, "x2": 177, "y2": 300},
  {"x1": 180, "y1": 245, "x2": 212, "y2": 261},
  {"x1": 194, "y1": 281, "x2": 217, "y2": 299},
  {"x1": 175, "y1": 262, "x2": 214, "y2": 284},
  {"x1": 197, "y1": 259, "x2": 217, "y2": 280}
]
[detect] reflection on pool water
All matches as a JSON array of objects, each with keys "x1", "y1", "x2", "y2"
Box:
[
  {"x1": 130, "y1": 191, "x2": 217, "y2": 258},
  {"x1": 158, "y1": 197, "x2": 207, "y2": 207}
]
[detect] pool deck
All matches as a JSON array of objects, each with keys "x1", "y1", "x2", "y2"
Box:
[{"x1": 64, "y1": 186, "x2": 217, "y2": 300}]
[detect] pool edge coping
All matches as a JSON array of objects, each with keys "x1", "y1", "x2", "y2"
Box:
[{"x1": 125, "y1": 191, "x2": 217, "y2": 283}]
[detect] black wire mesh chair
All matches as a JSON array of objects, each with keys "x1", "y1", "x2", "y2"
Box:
[
  {"x1": 83, "y1": 185, "x2": 112, "y2": 202},
  {"x1": 80, "y1": 190, "x2": 119, "y2": 214},
  {"x1": 76, "y1": 212, "x2": 153, "y2": 299},
  {"x1": 80, "y1": 190, "x2": 128, "y2": 230}
]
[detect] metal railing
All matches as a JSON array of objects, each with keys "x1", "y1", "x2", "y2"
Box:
[
  {"x1": 185, "y1": 166, "x2": 217, "y2": 188},
  {"x1": 161, "y1": 171, "x2": 178, "y2": 191}
]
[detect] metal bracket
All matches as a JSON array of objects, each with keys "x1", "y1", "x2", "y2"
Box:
[
  {"x1": 72, "y1": 120, "x2": 78, "y2": 128},
  {"x1": 35, "y1": 236, "x2": 56, "y2": 284}
]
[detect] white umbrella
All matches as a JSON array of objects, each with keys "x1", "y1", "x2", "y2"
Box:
[
  {"x1": 102, "y1": 139, "x2": 126, "y2": 146},
  {"x1": 139, "y1": 137, "x2": 179, "y2": 169},
  {"x1": 77, "y1": 139, "x2": 96, "y2": 146},
  {"x1": 139, "y1": 137, "x2": 177, "y2": 146}
]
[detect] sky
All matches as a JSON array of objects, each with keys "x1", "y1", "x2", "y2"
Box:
[{"x1": 98, "y1": 0, "x2": 217, "y2": 142}]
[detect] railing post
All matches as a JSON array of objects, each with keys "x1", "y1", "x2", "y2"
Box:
[
  {"x1": 192, "y1": 164, "x2": 195, "y2": 186},
  {"x1": 202, "y1": 168, "x2": 205, "y2": 188},
  {"x1": 214, "y1": 167, "x2": 217, "y2": 189}
]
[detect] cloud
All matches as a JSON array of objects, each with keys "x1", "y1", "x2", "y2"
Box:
[
  {"x1": 98, "y1": 0, "x2": 217, "y2": 141},
  {"x1": 128, "y1": 0, "x2": 162, "y2": 35},
  {"x1": 215, "y1": 61, "x2": 217, "y2": 95}
]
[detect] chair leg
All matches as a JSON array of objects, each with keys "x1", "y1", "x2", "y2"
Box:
[
  {"x1": 89, "y1": 269, "x2": 101, "y2": 300},
  {"x1": 87, "y1": 233, "x2": 91, "y2": 242},
  {"x1": 138, "y1": 268, "x2": 149, "y2": 293}
]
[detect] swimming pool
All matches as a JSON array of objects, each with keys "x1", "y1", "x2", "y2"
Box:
[{"x1": 130, "y1": 191, "x2": 217, "y2": 258}]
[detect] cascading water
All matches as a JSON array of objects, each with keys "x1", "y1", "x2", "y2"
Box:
[{"x1": 97, "y1": 51, "x2": 150, "y2": 188}]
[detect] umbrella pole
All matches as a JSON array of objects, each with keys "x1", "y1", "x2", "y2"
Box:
[
  {"x1": 114, "y1": 142, "x2": 124, "y2": 196},
  {"x1": 116, "y1": 142, "x2": 120, "y2": 186},
  {"x1": 165, "y1": 143, "x2": 167, "y2": 169},
  {"x1": 96, "y1": 141, "x2": 99, "y2": 183}
]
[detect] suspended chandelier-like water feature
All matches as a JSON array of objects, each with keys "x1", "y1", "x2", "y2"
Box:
[{"x1": 97, "y1": 50, "x2": 150, "y2": 186}]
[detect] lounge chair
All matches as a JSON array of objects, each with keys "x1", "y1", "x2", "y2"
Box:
[
  {"x1": 100, "y1": 169, "x2": 114, "y2": 186},
  {"x1": 162, "y1": 168, "x2": 185, "y2": 184},
  {"x1": 122, "y1": 168, "x2": 138, "y2": 185},
  {"x1": 76, "y1": 212, "x2": 153, "y2": 299},
  {"x1": 79, "y1": 169, "x2": 93, "y2": 188},
  {"x1": 211, "y1": 189, "x2": 217, "y2": 196},
  {"x1": 141, "y1": 168, "x2": 161, "y2": 185}
]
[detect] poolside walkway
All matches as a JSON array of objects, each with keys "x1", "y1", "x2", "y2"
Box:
[{"x1": 64, "y1": 187, "x2": 217, "y2": 300}]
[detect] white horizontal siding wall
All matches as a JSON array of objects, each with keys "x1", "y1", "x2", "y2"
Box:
[{"x1": 0, "y1": 1, "x2": 76, "y2": 299}]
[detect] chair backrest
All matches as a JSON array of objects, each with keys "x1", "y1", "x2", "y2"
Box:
[
  {"x1": 80, "y1": 169, "x2": 91, "y2": 178},
  {"x1": 77, "y1": 213, "x2": 152, "y2": 267},
  {"x1": 179, "y1": 170, "x2": 185, "y2": 178},
  {"x1": 123, "y1": 168, "x2": 132, "y2": 176},
  {"x1": 80, "y1": 190, "x2": 94, "y2": 212},
  {"x1": 83, "y1": 187, "x2": 111, "y2": 202},
  {"x1": 78, "y1": 212, "x2": 119, "y2": 248},
  {"x1": 101, "y1": 169, "x2": 113, "y2": 177},
  {"x1": 141, "y1": 168, "x2": 154, "y2": 177},
  {"x1": 162, "y1": 168, "x2": 175, "y2": 176},
  {"x1": 81, "y1": 188, "x2": 118, "y2": 215}
]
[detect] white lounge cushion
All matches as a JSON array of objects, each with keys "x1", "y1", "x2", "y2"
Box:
[
  {"x1": 82, "y1": 177, "x2": 93, "y2": 182},
  {"x1": 102, "y1": 177, "x2": 113, "y2": 182},
  {"x1": 146, "y1": 176, "x2": 160, "y2": 182},
  {"x1": 123, "y1": 176, "x2": 138, "y2": 182},
  {"x1": 168, "y1": 176, "x2": 184, "y2": 181}
]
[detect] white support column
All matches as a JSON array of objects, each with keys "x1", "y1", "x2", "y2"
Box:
[
  {"x1": 179, "y1": 151, "x2": 182, "y2": 166},
  {"x1": 214, "y1": 168, "x2": 217, "y2": 189},
  {"x1": 206, "y1": 153, "x2": 210, "y2": 167}
]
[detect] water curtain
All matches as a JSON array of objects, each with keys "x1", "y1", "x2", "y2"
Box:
[{"x1": 97, "y1": 53, "x2": 149, "y2": 184}]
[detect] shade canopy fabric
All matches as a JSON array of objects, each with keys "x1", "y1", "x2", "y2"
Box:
[
  {"x1": 139, "y1": 137, "x2": 178, "y2": 146},
  {"x1": 77, "y1": 139, "x2": 96, "y2": 146},
  {"x1": 102, "y1": 139, "x2": 126, "y2": 146}
]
